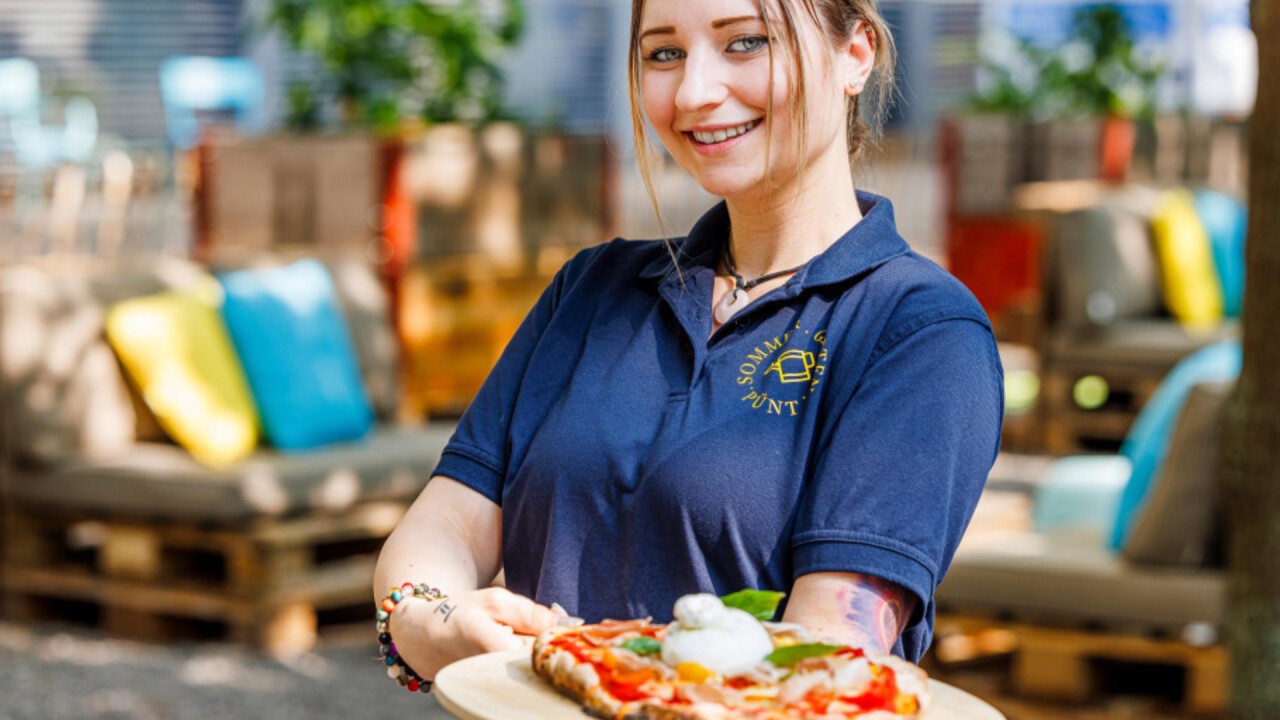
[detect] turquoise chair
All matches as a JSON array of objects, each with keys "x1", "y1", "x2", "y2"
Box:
[
  {"x1": 0, "y1": 57, "x2": 98, "y2": 168},
  {"x1": 159, "y1": 56, "x2": 264, "y2": 151}
]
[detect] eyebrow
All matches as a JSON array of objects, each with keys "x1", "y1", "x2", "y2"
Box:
[
  {"x1": 639, "y1": 15, "x2": 763, "y2": 40},
  {"x1": 712, "y1": 15, "x2": 762, "y2": 28}
]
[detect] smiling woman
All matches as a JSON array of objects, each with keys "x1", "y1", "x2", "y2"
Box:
[{"x1": 373, "y1": 0, "x2": 1003, "y2": 701}]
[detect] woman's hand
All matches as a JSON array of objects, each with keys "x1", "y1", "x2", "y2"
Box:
[{"x1": 388, "y1": 586, "x2": 566, "y2": 680}]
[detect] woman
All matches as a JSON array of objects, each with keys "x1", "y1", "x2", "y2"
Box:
[{"x1": 374, "y1": 0, "x2": 1003, "y2": 686}]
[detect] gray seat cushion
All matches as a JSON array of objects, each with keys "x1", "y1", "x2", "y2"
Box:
[
  {"x1": 5, "y1": 423, "x2": 456, "y2": 521},
  {"x1": 1122, "y1": 381, "x2": 1232, "y2": 568},
  {"x1": 0, "y1": 259, "x2": 209, "y2": 463},
  {"x1": 938, "y1": 529, "x2": 1225, "y2": 634},
  {"x1": 1051, "y1": 204, "x2": 1163, "y2": 328},
  {"x1": 324, "y1": 256, "x2": 401, "y2": 423}
]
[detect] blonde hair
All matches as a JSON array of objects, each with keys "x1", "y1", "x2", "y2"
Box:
[{"x1": 627, "y1": 0, "x2": 897, "y2": 236}]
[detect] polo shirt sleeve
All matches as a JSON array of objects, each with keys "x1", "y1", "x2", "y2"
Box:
[
  {"x1": 431, "y1": 251, "x2": 584, "y2": 504},
  {"x1": 790, "y1": 313, "x2": 1003, "y2": 634}
]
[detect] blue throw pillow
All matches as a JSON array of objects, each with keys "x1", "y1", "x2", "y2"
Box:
[
  {"x1": 219, "y1": 259, "x2": 374, "y2": 450},
  {"x1": 1193, "y1": 190, "x2": 1247, "y2": 318},
  {"x1": 1109, "y1": 341, "x2": 1241, "y2": 549}
]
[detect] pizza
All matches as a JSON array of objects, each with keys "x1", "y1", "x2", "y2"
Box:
[{"x1": 531, "y1": 592, "x2": 930, "y2": 719}]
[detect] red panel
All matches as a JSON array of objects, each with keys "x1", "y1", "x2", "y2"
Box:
[{"x1": 947, "y1": 215, "x2": 1044, "y2": 320}]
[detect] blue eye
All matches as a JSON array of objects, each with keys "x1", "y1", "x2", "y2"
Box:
[
  {"x1": 645, "y1": 47, "x2": 684, "y2": 63},
  {"x1": 728, "y1": 35, "x2": 768, "y2": 53}
]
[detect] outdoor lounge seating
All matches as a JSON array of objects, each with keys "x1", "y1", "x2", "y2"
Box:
[
  {"x1": 1035, "y1": 185, "x2": 1244, "y2": 452},
  {"x1": 938, "y1": 369, "x2": 1236, "y2": 712},
  {"x1": 0, "y1": 254, "x2": 453, "y2": 656}
]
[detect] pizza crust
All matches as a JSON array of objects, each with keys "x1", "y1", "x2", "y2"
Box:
[{"x1": 532, "y1": 631, "x2": 622, "y2": 720}]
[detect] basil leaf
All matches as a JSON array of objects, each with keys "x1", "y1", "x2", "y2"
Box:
[
  {"x1": 720, "y1": 589, "x2": 786, "y2": 621},
  {"x1": 621, "y1": 637, "x2": 662, "y2": 656},
  {"x1": 765, "y1": 643, "x2": 844, "y2": 667}
]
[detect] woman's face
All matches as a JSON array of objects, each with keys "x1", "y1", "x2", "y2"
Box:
[{"x1": 637, "y1": 0, "x2": 853, "y2": 200}]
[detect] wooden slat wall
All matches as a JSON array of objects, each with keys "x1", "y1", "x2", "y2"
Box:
[
  {"x1": 881, "y1": 0, "x2": 983, "y2": 134},
  {"x1": 500, "y1": 0, "x2": 614, "y2": 135},
  {"x1": 0, "y1": 0, "x2": 244, "y2": 149}
]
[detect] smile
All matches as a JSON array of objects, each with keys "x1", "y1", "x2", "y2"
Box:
[{"x1": 688, "y1": 119, "x2": 762, "y2": 146}]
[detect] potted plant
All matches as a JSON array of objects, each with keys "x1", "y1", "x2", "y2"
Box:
[
  {"x1": 266, "y1": 0, "x2": 524, "y2": 132},
  {"x1": 968, "y1": 4, "x2": 1163, "y2": 183},
  {"x1": 227, "y1": 0, "x2": 527, "y2": 271}
]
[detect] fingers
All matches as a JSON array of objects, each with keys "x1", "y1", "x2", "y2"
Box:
[
  {"x1": 465, "y1": 612, "x2": 524, "y2": 654},
  {"x1": 480, "y1": 588, "x2": 565, "y2": 635}
]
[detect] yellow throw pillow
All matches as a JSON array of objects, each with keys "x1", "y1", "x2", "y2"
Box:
[
  {"x1": 106, "y1": 283, "x2": 259, "y2": 467},
  {"x1": 1151, "y1": 190, "x2": 1224, "y2": 328}
]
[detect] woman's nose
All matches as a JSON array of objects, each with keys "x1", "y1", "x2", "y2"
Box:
[{"x1": 675, "y1": 53, "x2": 729, "y2": 112}]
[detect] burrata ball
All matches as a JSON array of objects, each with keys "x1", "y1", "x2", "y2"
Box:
[{"x1": 660, "y1": 594, "x2": 773, "y2": 677}]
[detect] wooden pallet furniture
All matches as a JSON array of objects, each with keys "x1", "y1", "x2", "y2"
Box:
[
  {"x1": 933, "y1": 615, "x2": 1227, "y2": 714},
  {"x1": 1012, "y1": 624, "x2": 1226, "y2": 714},
  {"x1": 0, "y1": 257, "x2": 456, "y2": 656},
  {"x1": 1040, "y1": 363, "x2": 1163, "y2": 453},
  {"x1": 1, "y1": 500, "x2": 410, "y2": 657}
]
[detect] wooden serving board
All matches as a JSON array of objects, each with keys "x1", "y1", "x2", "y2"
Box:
[{"x1": 434, "y1": 648, "x2": 1005, "y2": 720}]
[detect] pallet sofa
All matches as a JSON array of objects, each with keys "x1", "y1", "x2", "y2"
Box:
[
  {"x1": 939, "y1": 370, "x2": 1236, "y2": 712},
  {"x1": 0, "y1": 255, "x2": 454, "y2": 656}
]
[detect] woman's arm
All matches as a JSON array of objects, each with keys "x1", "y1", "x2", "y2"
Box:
[
  {"x1": 781, "y1": 572, "x2": 918, "y2": 653},
  {"x1": 374, "y1": 476, "x2": 562, "y2": 679}
]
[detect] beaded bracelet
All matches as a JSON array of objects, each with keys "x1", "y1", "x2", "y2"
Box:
[{"x1": 377, "y1": 582, "x2": 447, "y2": 694}]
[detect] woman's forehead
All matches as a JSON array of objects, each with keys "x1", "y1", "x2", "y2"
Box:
[{"x1": 639, "y1": 0, "x2": 771, "y2": 32}]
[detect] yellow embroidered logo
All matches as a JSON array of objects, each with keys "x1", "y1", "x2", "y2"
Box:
[
  {"x1": 736, "y1": 326, "x2": 828, "y2": 416},
  {"x1": 765, "y1": 349, "x2": 815, "y2": 383}
]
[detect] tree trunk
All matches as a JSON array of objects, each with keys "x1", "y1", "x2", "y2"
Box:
[{"x1": 1225, "y1": 2, "x2": 1280, "y2": 718}]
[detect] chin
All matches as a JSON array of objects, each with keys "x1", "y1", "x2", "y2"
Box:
[{"x1": 687, "y1": 169, "x2": 768, "y2": 201}]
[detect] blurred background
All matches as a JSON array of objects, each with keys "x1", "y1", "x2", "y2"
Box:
[{"x1": 0, "y1": 0, "x2": 1257, "y2": 718}]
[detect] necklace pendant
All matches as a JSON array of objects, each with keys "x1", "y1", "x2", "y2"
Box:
[{"x1": 715, "y1": 288, "x2": 751, "y2": 325}]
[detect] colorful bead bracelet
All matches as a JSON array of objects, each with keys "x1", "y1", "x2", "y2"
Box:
[{"x1": 377, "y1": 582, "x2": 447, "y2": 694}]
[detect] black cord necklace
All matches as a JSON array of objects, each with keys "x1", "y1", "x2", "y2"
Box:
[{"x1": 714, "y1": 242, "x2": 806, "y2": 325}]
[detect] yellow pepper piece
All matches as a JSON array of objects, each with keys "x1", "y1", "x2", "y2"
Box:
[
  {"x1": 894, "y1": 694, "x2": 919, "y2": 715},
  {"x1": 676, "y1": 662, "x2": 715, "y2": 683}
]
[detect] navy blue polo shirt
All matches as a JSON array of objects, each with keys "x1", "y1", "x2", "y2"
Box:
[{"x1": 433, "y1": 191, "x2": 1003, "y2": 662}]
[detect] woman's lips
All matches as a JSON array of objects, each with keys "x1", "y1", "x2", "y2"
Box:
[{"x1": 684, "y1": 119, "x2": 763, "y2": 156}]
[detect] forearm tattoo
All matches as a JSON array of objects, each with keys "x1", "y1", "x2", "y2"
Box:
[{"x1": 835, "y1": 575, "x2": 916, "y2": 653}]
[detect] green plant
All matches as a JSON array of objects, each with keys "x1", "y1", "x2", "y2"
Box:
[
  {"x1": 970, "y1": 4, "x2": 1163, "y2": 119},
  {"x1": 267, "y1": 0, "x2": 525, "y2": 131}
]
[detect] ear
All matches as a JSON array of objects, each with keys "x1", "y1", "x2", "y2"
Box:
[{"x1": 840, "y1": 20, "x2": 876, "y2": 96}]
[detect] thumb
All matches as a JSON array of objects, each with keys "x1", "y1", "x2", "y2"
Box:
[{"x1": 485, "y1": 589, "x2": 563, "y2": 635}]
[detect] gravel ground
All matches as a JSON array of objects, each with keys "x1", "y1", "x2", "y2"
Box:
[
  {"x1": 0, "y1": 620, "x2": 454, "y2": 720},
  {"x1": 0, "y1": 619, "x2": 1209, "y2": 720}
]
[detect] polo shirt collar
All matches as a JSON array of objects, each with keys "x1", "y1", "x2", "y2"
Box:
[{"x1": 638, "y1": 190, "x2": 910, "y2": 290}]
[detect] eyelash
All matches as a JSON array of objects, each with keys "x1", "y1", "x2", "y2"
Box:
[{"x1": 642, "y1": 34, "x2": 769, "y2": 64}]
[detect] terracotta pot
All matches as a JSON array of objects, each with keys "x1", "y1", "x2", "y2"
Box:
[{"x1": 1100, "y1": 115, "x2": 1136, "y2": 183}]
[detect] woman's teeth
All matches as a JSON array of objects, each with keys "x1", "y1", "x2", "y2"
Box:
[{"x1": 691, "y1": 119, "x2": 761, "y2": 145}]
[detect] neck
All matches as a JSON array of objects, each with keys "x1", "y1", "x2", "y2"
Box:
[{"x1": 723, "y1": 148, "x2": 863, "y2": 278}]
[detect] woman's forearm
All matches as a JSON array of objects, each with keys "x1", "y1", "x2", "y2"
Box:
[
  {"x1": 373, "y1": 476, "x2": 563, "y2": 681},
  {"x1": 373, "y1": 476, "x2": 504, "y2": 600},
  {"x1": 782, "y1": 572, "x2": 917, "y2": 653}
]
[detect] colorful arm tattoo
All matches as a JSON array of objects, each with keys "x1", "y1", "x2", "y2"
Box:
[{"x1": 834, "y1": 574, "x2": 917, "y2": 653}]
